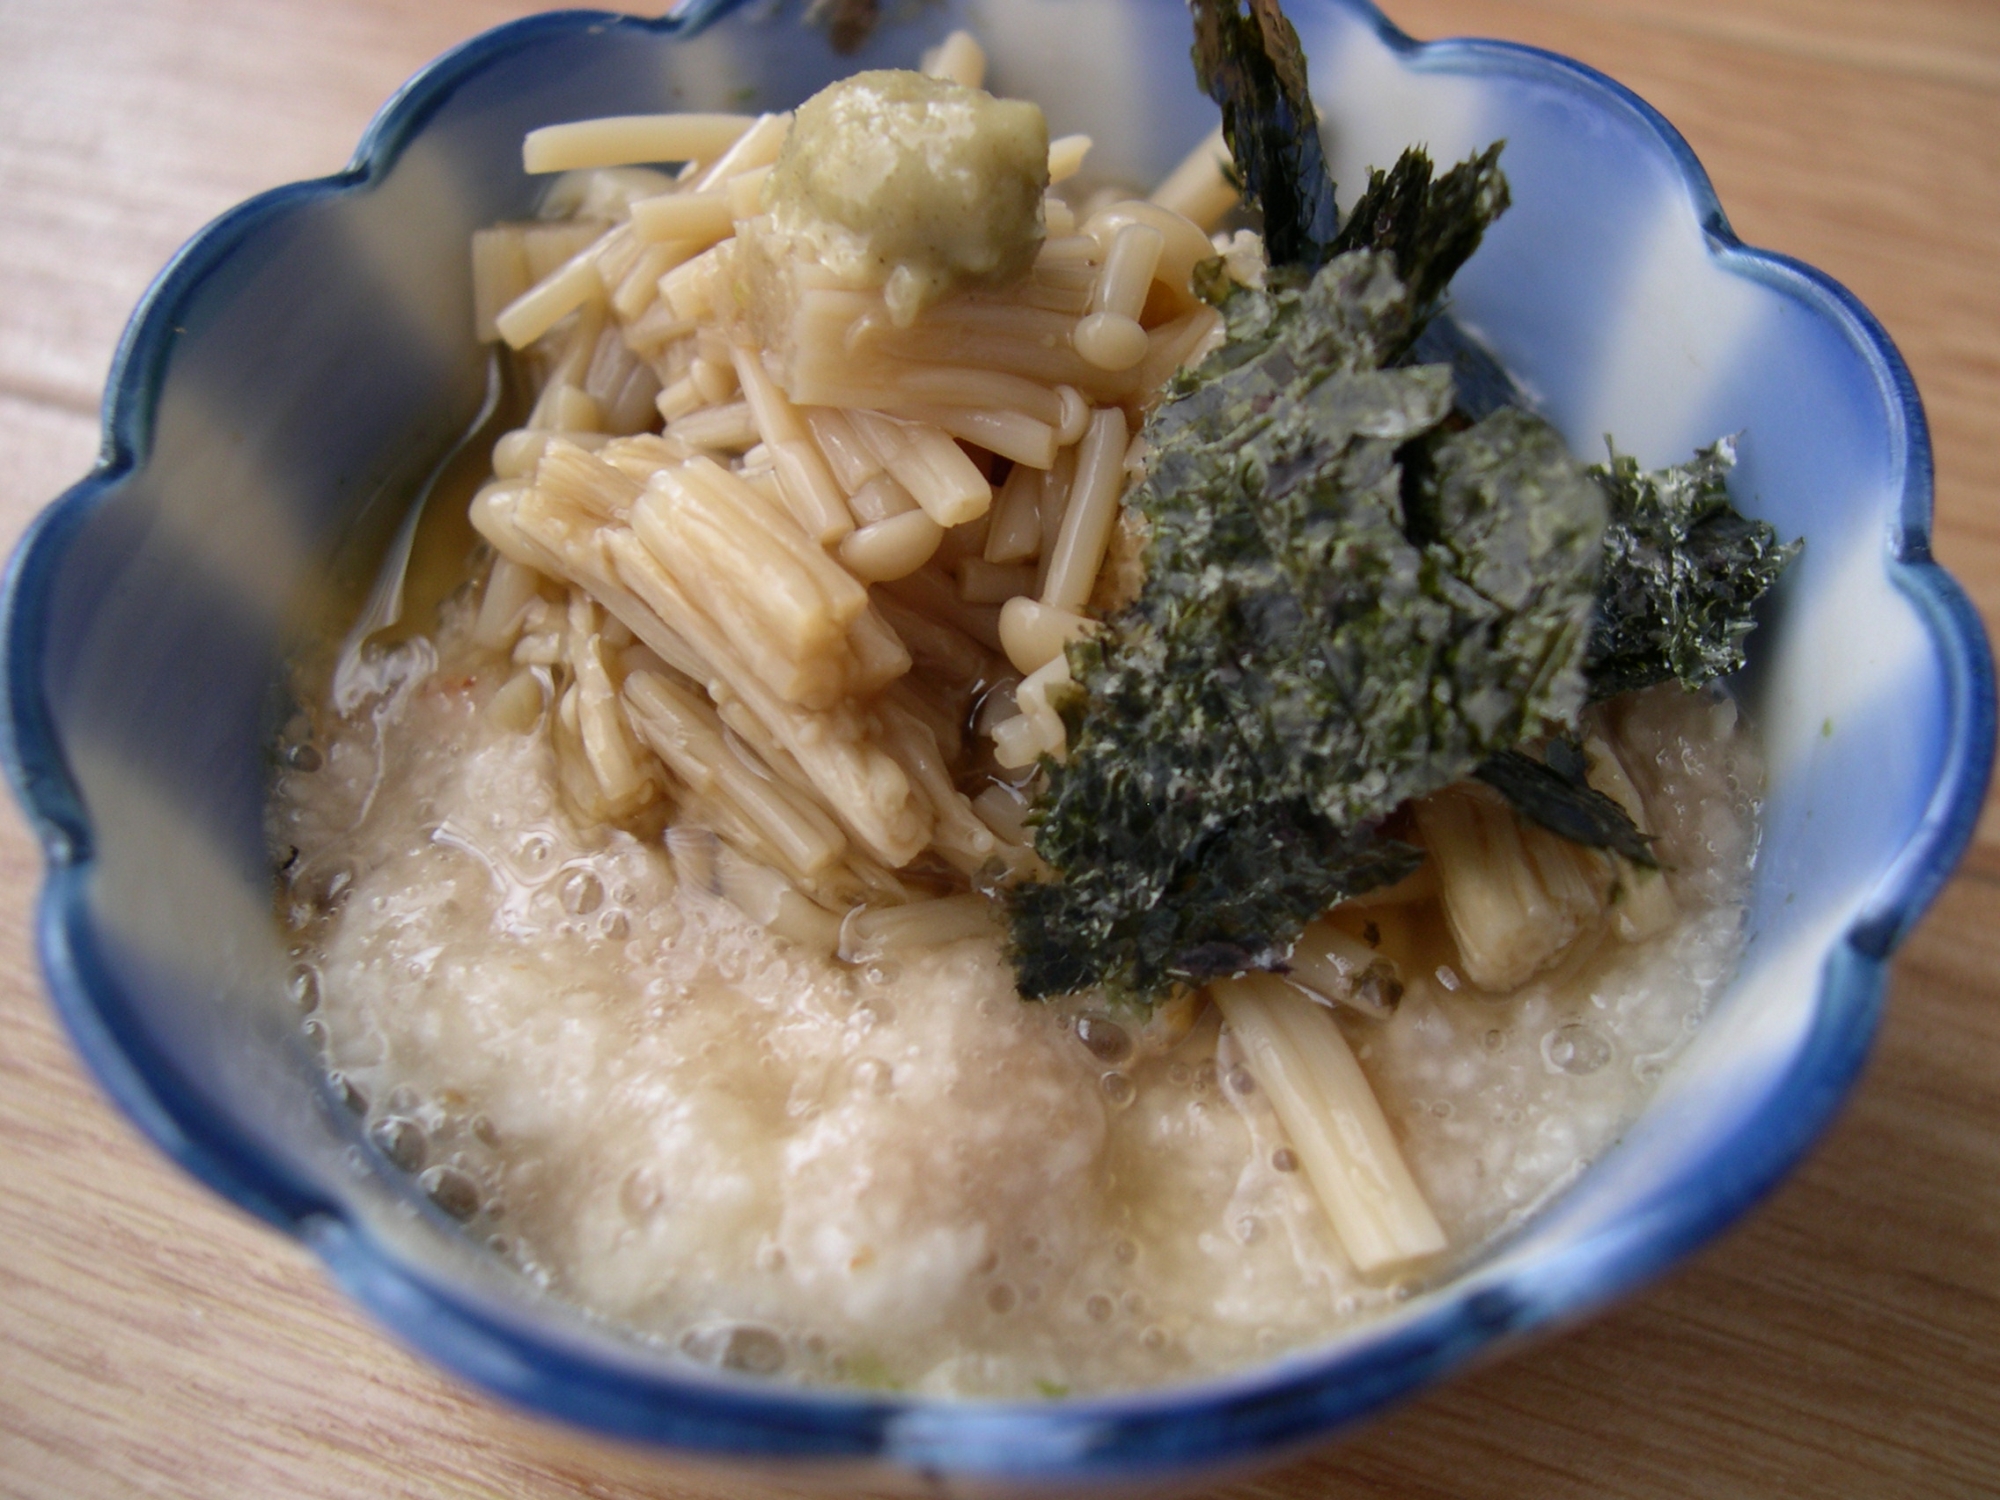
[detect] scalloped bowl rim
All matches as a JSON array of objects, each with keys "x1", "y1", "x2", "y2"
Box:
[{"x1": 2, "y1": 0, "x2": 1992, "y2": 1480}]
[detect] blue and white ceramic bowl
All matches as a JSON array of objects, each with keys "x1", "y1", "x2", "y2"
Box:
[{"x1": 3, "y1": 0, "x2": 1991, "y2": 1490}]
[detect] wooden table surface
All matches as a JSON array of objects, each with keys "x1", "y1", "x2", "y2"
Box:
[{"x1": 4, "y1": 1, "x2": 1999, "y2": 1496}]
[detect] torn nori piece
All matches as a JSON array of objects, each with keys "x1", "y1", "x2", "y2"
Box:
[
  {"x1": 1180, "y1": 147, "x2": 1509, "y2": 402},
  {"x1": 1328, "y1": 143, "x2": 1510, "y2": 317},
  {"x1": 1191, "y1": 0, "x2": 1343, "y2": 269},
  {"x1": 1009, "y1": 231, "x2": 1607, "y2": 1004},
  {"x1": 1543, "y1": 734, "x2": 1588, "y2": 786},
  {"x1": 1008, "y1": 1, "x2": 1787, "y2": 1005},
  {"x1": 1169, "y1": 142, "x2": 1506, "y2": 412},
  {"x1": 1473, "y1": 748, "x2": 1656, "y2": 866},
  {"x1": 1586, "y1": 437, "x2": 1800, "y2": 699}
]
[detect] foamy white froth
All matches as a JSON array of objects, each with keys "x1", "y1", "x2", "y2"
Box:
[{"x1": 268, "y1": 604, "x2": 1758, "y2": 1397}]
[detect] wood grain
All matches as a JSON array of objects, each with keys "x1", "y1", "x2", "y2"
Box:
[{"x1": 2, "y1": 2, "x2": 1997, "y2": 1496}]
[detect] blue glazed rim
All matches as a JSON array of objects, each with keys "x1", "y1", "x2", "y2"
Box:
[{"x1": 2, "y1": 0, "x2": 1992, "y2": 1481}]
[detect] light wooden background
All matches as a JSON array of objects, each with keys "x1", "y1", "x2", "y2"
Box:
[{"x1": 3, "y1": 1, "x2": 1998, "y2": 1496}]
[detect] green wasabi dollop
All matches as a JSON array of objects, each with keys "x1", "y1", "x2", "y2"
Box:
[{"x1": 764, "y1": 69, "x2": 1048, "y2": 324}]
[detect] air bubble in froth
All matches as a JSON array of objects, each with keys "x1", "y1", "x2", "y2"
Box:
[
  {"x1": 287, "y1": 965, "x2": 321, "y2": 1013},
  {"x1": 987, "y1": 1283, "x2": 1018, "y2": 1314},
  {"x1": 1085, "y1": 1293, "x2": 1113, "y2": 1322},
  {"x1": 681, "y1": 1322, "x2": 785, "y2": 1375},
  {"x1": 371, "y1": 1116, "x2": 428, "y2": 1172},
  {"x1": 1271, "y1": 1147, "x2": 1299, "y2": 1173},
  {"x1": 282, "y1": 741, "x2": 322, "y2": 772},
  {"x1": 1543, "y1": 1021, "x2": 1613, "y2": 1076},
  {"x1": 852, "y1": 1057, "x2": 893, "y2": 1095},
  {"x1": 1074, "y1": 1014, "x2": 1132, "y2": 1065},
  {"x1": 558, "y1": 868, "x2": 604, "y2": 915},
  {"x1": 308, "y1": 861, "x2": 355, "y2": 913},
  {"x1": 1100, "y1": 1072, "x2": 1135, "y2": 1109},
  {"x1": 620, "y1": 1166, "x2": 664, "y2": 1220},
  {"x1": 327, "y1": 1072, "x2": 367, "y2": 1115},
  {"x1": 421, "y1": 1165, "x2": 481, "y2": 1221}
]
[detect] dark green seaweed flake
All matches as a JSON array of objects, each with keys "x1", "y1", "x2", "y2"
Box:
[
  {"x1": 1191, "y1": 0, "x2": 1343, "y2": 269},
  {"x1": 1585, "y1": 438, "x2": 1800, "y2": 699},
  {"x1": 1327, "y1": 142, "x2": 1510, "y2": 316},
  {"x1": 1008, "y1": 239, "x2": 1606, "y2": 1005},
  {"x1": 1473, "y1": 747, "x2": 1656, "y2": 866},
  {"x1": 1004, "y1": 1, "x2": 1791, "y2": 1007}
]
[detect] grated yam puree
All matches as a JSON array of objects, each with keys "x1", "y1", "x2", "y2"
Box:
[{"x1": 270, "y1": 603, "x2": 1758, "y2": 1397}]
